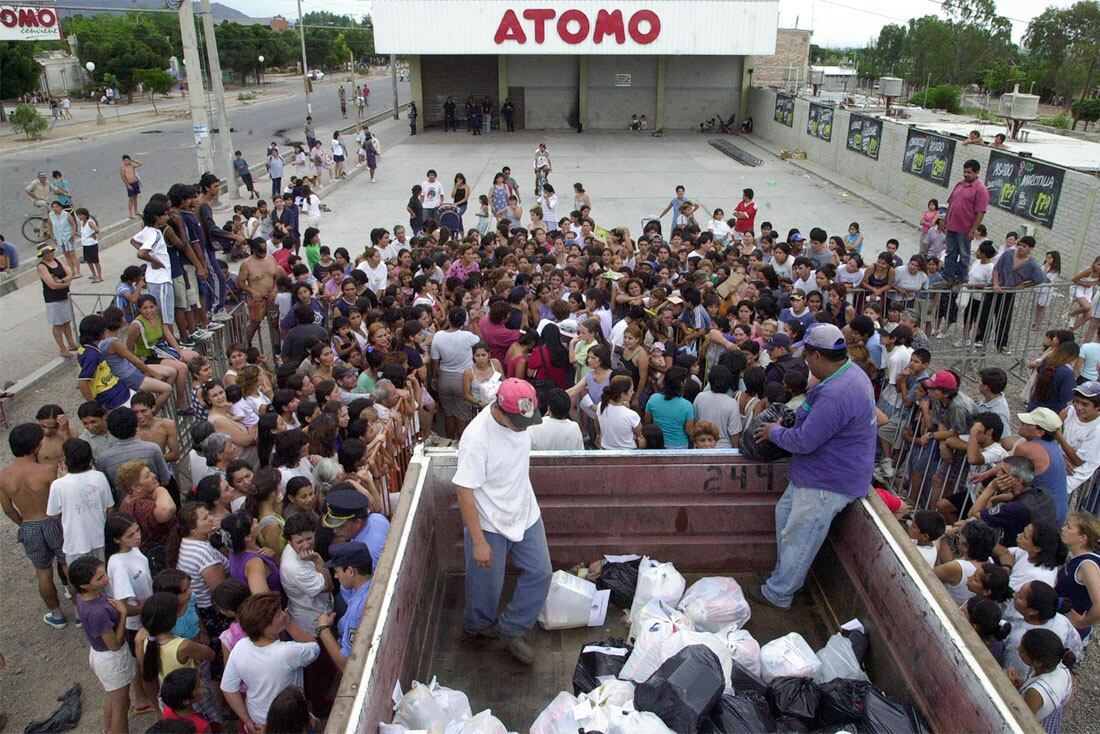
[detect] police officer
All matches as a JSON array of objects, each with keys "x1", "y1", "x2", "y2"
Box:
[
  {"x1": 316, "y1": 541, "x2": 372, "y2": 673},
  {"x1": 321, "y1": 484, "x2": 391, "y2": 570}
]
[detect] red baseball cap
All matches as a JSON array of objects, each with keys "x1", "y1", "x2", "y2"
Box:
[
  {"x1": 495, "y1": 378, "x2": 542, "y2": 429},
  {"x1": 924, "y1": 370, "x2": 958, "y2": 391}
]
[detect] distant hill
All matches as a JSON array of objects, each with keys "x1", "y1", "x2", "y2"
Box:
[{"x1": 58, "y1": 0, "x2": 250, "y2": 21}]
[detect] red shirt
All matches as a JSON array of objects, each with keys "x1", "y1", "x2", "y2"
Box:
[
  {"x1": 272, "y1": 246, "x2": 293, "y2": 274},
  {"x1": 945, "y1": 179, "x2": 990, "y2": 234},
  {"x1": 163, "y1": 707, "x2": 210, "y2": 734},
  {"x1": 734, "y1": 200, "x2": 757, "y2": 233},
  {"x1": 478, "y1": 317, "x2": 519, "y2": 363}
]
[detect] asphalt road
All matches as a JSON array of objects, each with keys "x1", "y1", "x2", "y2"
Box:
[{"x1": 1, "y1": 75, "x2": 411, "y2": 260}]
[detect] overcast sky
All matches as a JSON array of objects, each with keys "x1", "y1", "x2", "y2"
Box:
[{"x1": 225, "y1": 0, "x2": 1076, "y2": 48}]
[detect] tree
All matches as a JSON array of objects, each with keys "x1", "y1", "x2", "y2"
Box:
[
  {"x1": 0, "y1": 42, "x2": 42, "y2": 99},
  {"x1": 10, "y1": 103, "x2": 48, "y2": 139},
  {"x1": 133, "y1": 68, "x2": 174, "y2": 113},
  {"x1": 62, "y1": 13, "x2": 174, "y2": 101},
  {"x1": 1025, "y1": 1, "x2": 1100, "y2": 105}
]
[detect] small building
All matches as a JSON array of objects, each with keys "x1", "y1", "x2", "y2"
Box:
[
  {"x1": 373, "y1": 0, "x2": 780, "y2": 131},
  {"x1": 809, "y1": 65, "x2": 857, "y2": 93},
  {"x1": 748, "y1": 27, "x2": 811, "y2": 91},
  {"x1": 35, "y1": 50, "x2": 82, "y2": 97}
]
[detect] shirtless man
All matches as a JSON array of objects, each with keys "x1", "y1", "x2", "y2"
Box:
[
  {"x1": 238, "y1": 238, "x2": 283, "y2": 350},
  {"x1": 34, "y1": 405, "x2": 77, "y2": 469},
  {"x1": 0, "y1": 424, "x2": 68, "y2": 628},
  {"x1": 121, "y1": 154, "x2": 143, "y2": 219},
  {"x1": 132, "y1": 392, "x2": 180, "y2": 463}
]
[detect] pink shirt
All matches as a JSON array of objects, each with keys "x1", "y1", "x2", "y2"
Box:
[
  {"x1": 478, "y1": 317, "x2": 519, "y2": 363},
  {"x1": 446, "y1": 260, "x2": 479, "y2": 282},
  {"x1": 945, "y1": 179, "x2": 990, "y2": 233}
]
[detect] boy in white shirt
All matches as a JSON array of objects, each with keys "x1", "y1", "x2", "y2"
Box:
[
  {"x1": 46, "y1": 438, "x2": 114, "y2": 564},
  {"x1": 420, "y1": 169, "x2": 444, "y2": 222},
  {"x1": 130, "y1": 200, "x2": 174, "y2": 324}
]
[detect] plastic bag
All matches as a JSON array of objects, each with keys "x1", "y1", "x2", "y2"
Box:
[
  {"x1": 605, "y1": 709, "x2": 675, "y2": 734},
  {"x1": 729, "y1": 660, "x2": 769, "y2": 696},
  {"x1": 428, "y1": 677, "x2": 473, "y2": 722},
  {"x1": 759, "y1": 633, "x2": 821, "y2": 684},
  {"x1": 815, "y1": 679, "x2": 872, "y2": 728},
  {"x1": 767, "y1": 676, "x2": 821, "y2": 725},
  {"x1": 629, "y1": 557, "x2": 686, "y2": 623},
  {"x1": 596, "y1": 561, "x2": 640, "y2": 609},
  {"x1": 454, "y1": 709, "x2": 507, "y2": 734},
  {"x1": 621, "y1": 619, "x2": 679, "y2": 682},
  {"x1": 740, "y1": 402, "x2": 796, "y2": 461},
  {"x1": 859, "y1": 688, "x2": 931, "y2": 734},
  {"x1": 842, "y1": 628, "x2": 869, "y2": 662},
  {"x1": 634, "y1": 645, "x2": 725, "y2": 733},
  {"x1": 529, "y1": 691, "x2": 581, "y2": 734},
  {"x1": 774, "y1": 715, "x2": 810, "y2": 733},
  {"x1": 392, "y1": 681, "x2": 450, "y2": 732},
  {"x1": 658, "y1": 629, "x2": 734, "y2": 689},
  {"x1": 699, "y1": 692, "x2": 777, "y2": 733},
  {"x1": 628, "y1": 598, "x2": 694, "y2": 644},
  {"x1": 539, "y1": 570, "x2": 598, "y2": 630},
  {"x1": 678, "y1": 577, "x2": 752, "y2": 632},
  {"x1": 573, "y1": 638, "x2": 632, "y2": 694},
  {"x1": 24, "y1": 684, "x2": 82, "y2": 734},
  {"x1": 581, "y1": 679, "x2": 635, "y2": 709},
  {"x1": 721, "y1": 627, "x2": 763, "y2": 678},
  {"x1": 814, "y1": 634, "x2": 869, "y2": 684}
]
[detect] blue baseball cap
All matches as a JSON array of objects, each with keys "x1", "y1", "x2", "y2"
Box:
[{"x1": 765, "y1": 333, "x2": 791, "y2": 350}]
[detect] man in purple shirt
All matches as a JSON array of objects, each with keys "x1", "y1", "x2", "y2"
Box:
[
  {"x1": 943, "y1": 159, "x2": 990, "y2": 284},
  {"x1": 747, "y1": 323, "x2": 877, "y2": 609}
]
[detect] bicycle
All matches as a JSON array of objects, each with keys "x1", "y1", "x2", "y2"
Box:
[{"x1": 22, "y1": 206, "x2": 49, "y2": 244}]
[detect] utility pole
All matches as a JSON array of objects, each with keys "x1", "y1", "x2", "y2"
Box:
[
  {"x1": 178, "y1": 0, "x2": 216, "y2": 177},
  {"x1": 200, "y1": 0, "x2": 238, "y2": 199},
  {"x1": 391, "y1": 53, "x2": 399, "y2": 120},
  {"x1": 296, "y1": 0, "x2": 312, "y2": 115},
  {"x1": 350, "y1": 48, "x2": 357, "y2": 122}
]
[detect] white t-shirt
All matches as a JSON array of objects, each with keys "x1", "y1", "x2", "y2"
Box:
[
  {"x1": 189, "y1": 450, "x2": 213, "y2": 490},
  {"x1": 331, "y1": 138, "x2": 345, "y2": 157},
  {"x1": 966, "y1": 442, "x2": 1009, "y2": 500},
  {"x1": 1022, "y1": 664, "x2": 1073, "y2": 725},
  {"x1": 914, "y1": 541, "x2": 938, "y2": 567},
  {"x1": 47, "y1": 470, "x2": 114, "y2": 555},
  {"x1": 529, "y1": 416, "x2": 584, "y2": 451},
  {"x1": 966, "y1": 259, "x2": 995, "y2": 300},
  {"x1": 609, "y1": 319, "x2": 629, "y2": 352},
  {"x1": 837, "y1": 266, "x2": 864, "y2": 288},
  {"x1": 107, "y1": 547, "x2": 154, "y2": 630},
  {"x1": 880, "y1": 345, "x2": 914, "y2": 407},
  {"x1": 134, "y1": 226, "x2": 171, "y2": 284},
  {"x1": 430, "y1": 329, "x2": 480, "y2": 373},
  {"x1": 597, "y1": 403, "x2": 641, "y2": 450},
  {"x1": 1006, "y1": 547, "x2": 1058, "y2": 592},
  {"x1": 771, "y1": 257, "x2": 793, "y2": 281},
  {"x1": 421, "y1": 180, "x2": 444, "y2": 210},
  {"x1": 1063, "y1": 407, "x2": 1100, "y2": 493},
  {"x1": 452, "y1": 405, "x2": 540, "y2": 542},
  {"x1": 279, "y1": 545, "x2": 333, "y2": 635},
  {"x1": 793, "y1": 271, "x2": 818, "y2": 295},
  {"x1": 356, "y1": 260, "x2": 388, "y2": 294},
  {"x1": 302, "y1": 194, "x2": 321, "y2": 219},
  {"x1": 220, "y1": 638, "x2": 320, "y2": 725},
  {"x1": 1004, "y1": 614, "x2": 1083, "y2": 678},
  {"x1": 708, "y1": 219, "x2": 732, "y2": 243},
  {"x1": 278, "y1": 458, "x2": 313, "y2": 494}
]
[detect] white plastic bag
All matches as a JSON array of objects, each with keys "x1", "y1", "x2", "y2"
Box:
[
  {"x1": 628, "y1": 598, "x2": 693, "y2": 643},
  {"x1": 605, "y1": 708, "x2": 675, "y2": 734},
  {"x1": 538, "y1": 571, "x2": 598, "y2": 630},
  {"x1": 581, "y1": 679, "x2": 635, "y2": 709},
  {"x1": 428, "y1": 676, "x2": 473, "y2": 722},
  {"x1": 759, "y1": 632, "x2": 821, "y2": 683},
  {"x1": 529, "y1": 692, "x2": 581, "y2": 734},
  {"x1": 392, "y1": 681, "x2": 451, "y2": 732},
  {"x1": 620, "y1": 619, "x2": 678, "y2": 682},
  {"x1": 814, "y1": 633, "x2": 869, "y2": 684},
  {"x1": 454, "y1": 709, "x2": 508, "y2": 734},
  {"x1": 677, "y1": 577, "x2": 751, "y2": 632},
  {"x1": 658, "y1": 629, "x2": 734, "y2": 688},
  {"x1": 720, "y1": 626, "x2": 762, "y2": 678},
  {"x1": 628, "y1": 557, "x2": 686, "y2": 623}
]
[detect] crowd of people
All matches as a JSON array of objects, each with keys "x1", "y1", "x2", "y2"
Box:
[{"x1": 4, "y1": 146, "x2": 1100, "y2": 733}]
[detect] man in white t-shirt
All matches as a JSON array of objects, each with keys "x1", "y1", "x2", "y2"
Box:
[
  {"x1": 130, "y1": 200, "x2": 174, "y2": 324},
  {"x1": 878, "y1": 326, "x2": 914, "y2": 414},
  {"x1": 46, "y1": 438, "x2": 114, "y2": 564},
  {"x1": 454, "y1": 378, "x2": 551, "y2": 664},
  {"x1": 935, "y1": 412, "x2": 1008, "y2": 524},
  {"x1": 528, "y1": 389, "x2": 583, "y2": 451},
  {"x1": 420, "y1": 169, "x2": 444, "y2": 223},
  {"x1": 1058, "y1": 381, "x2": 1100, "y2": 495}
]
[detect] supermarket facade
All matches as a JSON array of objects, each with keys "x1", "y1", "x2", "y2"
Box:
[{"x1": 372, "y1": 0, "x2": 780, "y2": 131}]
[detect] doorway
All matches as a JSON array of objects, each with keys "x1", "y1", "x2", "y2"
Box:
[{"x1": 507, "y1": 86, "x2": 525, "y2": 130}]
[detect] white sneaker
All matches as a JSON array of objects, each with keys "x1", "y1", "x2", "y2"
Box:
[
  {"x1": 204, "y1": 321, "x2": 224, "y2": 331},
  {"x1": 211, "y1": 310, "x2": 233, "y2": 322}
]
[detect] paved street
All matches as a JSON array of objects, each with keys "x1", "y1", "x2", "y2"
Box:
[{"x1": 1, "y1": 74, "x2": 410, "y2": 260}]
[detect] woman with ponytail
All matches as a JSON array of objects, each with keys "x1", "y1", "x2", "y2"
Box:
[
  {"x1": 1057, "y1": 511, "x2": 1100, "y2": 641},
  {"x1": 966, "y1": 596, "x2": 1011, "y2": 666},
  {"x1": 965, "y1": 562, "x2": 1014, "y2": 605},
  {"x1": 1004, "y1": 581, "x2": 1083, "y2": 678},
  {"x1": 596, "y1": 374, "x2": 641, "y2": 450},
  {"x1": 644, "y1": 365, "x2": 696, "y2": 449},
  {"x1": 221, "y1": 511, "x2": 282, "y2": 595},
  {"x1": 1006, "y1": 628, "x2": 1075, "y2": 732},
  {"x1": 997, "y1": 522, "x2": 1068, "y2": 591},
  {"x1": 135, "y1": 592, "x2": 214, "y2": 686},
  {"x1": 105, "y1": 513, "x2": 157, "y2": 711}
]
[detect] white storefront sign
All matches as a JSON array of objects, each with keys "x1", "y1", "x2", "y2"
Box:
[
  {"x1": 373, "y1": 0, "x2": 779, "y2": 56},
  {"x1": 0, "y1": 4, "x2": 61, "y2": 41}
]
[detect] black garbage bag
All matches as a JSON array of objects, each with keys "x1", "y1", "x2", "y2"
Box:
[
  {"x1": 24, "y1": 684, "x2": 81, "y2": 733},
  {"x1": 635, "y1": 644, "x2": 725, "y2": 733},
  {"x1": 859, "y1": 688, "x2": 931, "y2": 734},
  {"x1": 700, "y1": 692, "x2": 777, "y2": 733},
  {"x1": 739, "y1": 402, "x2": 797, "y2": 461},
  {"x1": 572, "y1": 637, "x2": 632, "y2": 695},
  {"x1": 815, "y1": 679, "x2": 872, "y2": 728},
  {"x1": 596, "y1": 561, "x2": 639, "y2": 609},
  {"x1": 729, "y1": 661, "x2": 769, "y2": 696},
  {"x1": 768, "y1": 676, "x2": 821, "y2": 726},
  {"x1": 775, "y1": 715, "x2": 811, "y2": 733},
  {"x1": 841, "y1": 628, "x2": 869, "y2": 663}
]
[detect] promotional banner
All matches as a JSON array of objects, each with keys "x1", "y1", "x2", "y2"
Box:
[
  {"x1": 985, "y1": 151, "x2": 1065, "y2": 228},
  {"x1": 806, "y1": 102, "x2": 833, "y2": 141},
  {"x1": 902, "y1": 128, "x2": 956, "y2": 187},
  {"x1": 0, "y1": 4, "x2": 61, "y2": 40},
  {"x1": 774, "y1": 93, "x2": 794, "y2": 127},
  {"x1": 846, "y1": 113, "x2": 881, "y2": 160}
]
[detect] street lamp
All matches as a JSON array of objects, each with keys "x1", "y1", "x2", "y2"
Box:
[
  {"x1": 258, "y1": 55, "x2": 264, "y2": 85},
  {"x1": 85, "y1": 61, "x2": 105, "y2": 125}
]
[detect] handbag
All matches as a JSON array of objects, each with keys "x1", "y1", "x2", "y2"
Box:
[{"x1": 136, "y1": 318, "x2": 180, "y2": 361}]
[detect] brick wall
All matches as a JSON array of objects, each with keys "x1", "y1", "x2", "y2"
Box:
[
  {"x1": 747, "y1": 87, "x2": 1100, "y2": 271},
  {"x1": 749, "y1": 28, "x2": 812, "y2": 91}
]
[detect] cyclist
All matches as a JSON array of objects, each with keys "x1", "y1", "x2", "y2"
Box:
[
  {"x1": 25, "y1": 171, "x2": 50, "y2": 209},
  {"x1": 533, "y1": 143, "x2": 552, "y2": 198}
]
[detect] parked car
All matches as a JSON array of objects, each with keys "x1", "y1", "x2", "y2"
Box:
[{"x1": 307, "y1": 69, "x2": 325, "y2": 81}]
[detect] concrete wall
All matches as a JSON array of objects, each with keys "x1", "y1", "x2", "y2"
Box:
[
  {"x1": 506, "y1": 55, "x2": 579, "y2": 130},
  {"x1": 747, "y1": 87, "x2": 1100, "y2": 271},
  {"x1": 586, "y1": 55, "x2": 657, "y2": 130},
  {"x1": 664, "y1": 55, "x2": 743, "y2": 129},
  {"x1": 749, "y1": 27, "x2": 811, "y2": 91}
]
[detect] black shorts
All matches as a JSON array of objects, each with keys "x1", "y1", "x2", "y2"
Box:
[
  {"x1": 942, "y1": 490, "x2": 969, "y2": 513},
  {"x1": 83, "y1": 244, "x2": 100, "y2": 264}
]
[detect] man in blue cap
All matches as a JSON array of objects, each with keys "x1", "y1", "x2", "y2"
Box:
[
  {"x1": 316, "y1": 541, "x2": 372, "y2": 672},
  {"x1": 322, "y1": 483, "x2": 390, "y2": 570},
  {"x1": 764, "y1": 333, "x2": 803, "y2": 385},
  {"x1": 750, "y1": 323, "x2": 877, "y2": 609}
]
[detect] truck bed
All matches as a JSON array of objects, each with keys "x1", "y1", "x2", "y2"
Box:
[{"x1": 425, "y1": 572, "x2": 830, "y2": 728}]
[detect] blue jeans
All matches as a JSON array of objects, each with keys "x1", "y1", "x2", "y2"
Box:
[
  {"x1": 762, "y1": 482, "x2": 857, "y2": 608},
  {"x1": 464, "y1": 518, "x2": 552, "y2": 637},
  {"x1": 943, "y1": 230, "x2": 971, "y2": 283}
]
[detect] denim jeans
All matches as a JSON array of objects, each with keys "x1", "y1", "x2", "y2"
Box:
[
  {"x1": 464, "y1": 518, "x2": 552, "y2": 637},
  {"x1": 762, "y1": 482, "x2": 857, "y2": 608},
  {"x1": 943, "y1": 230, "x2": 971, "y2": 283}
]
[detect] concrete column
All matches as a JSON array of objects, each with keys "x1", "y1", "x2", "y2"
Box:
[
  {"x1": 200, "y1": 0, "x2": 237, "y2": 198},
  {"x1": 740, "y1": 64, "x2": 754, "y2": 121},
  {"x1": 178, "y1": 0, "x2": 215, "y2": 177},
  {"x1": 497, "y1": 55, "x2": 508, "y2": 106},
  {"x1": 656, "y1": 55, "x2": 666, "y2": 132},
  {"x1": 578, "y1": 56, "x2": 588, "y2": 132},
  {"x1": 410, "y1": 55, "x2": 424, "y2": 133}
]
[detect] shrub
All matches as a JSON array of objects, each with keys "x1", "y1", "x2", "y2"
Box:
[
  {"x1": 1071, "y1": 99, "x2": 1100, "y2": 130},
  {"x1": 9, "y1": 104, "x2": 48, "y2": 139},
  {"x1": 1040, "y1": 114, "x2": 1071, "y2": 130},
  {"x1": 906, "y1": 85, "x2": 962, "y2": 114}
]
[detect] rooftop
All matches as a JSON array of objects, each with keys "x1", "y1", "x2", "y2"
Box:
[{"x1": 810, "y1": 65, "x2": 857, "y2": 77}]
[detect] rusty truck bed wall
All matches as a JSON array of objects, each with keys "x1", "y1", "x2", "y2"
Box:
[{"x1": 328, "y1": 448, "x2": 1041, "y2": 734}]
